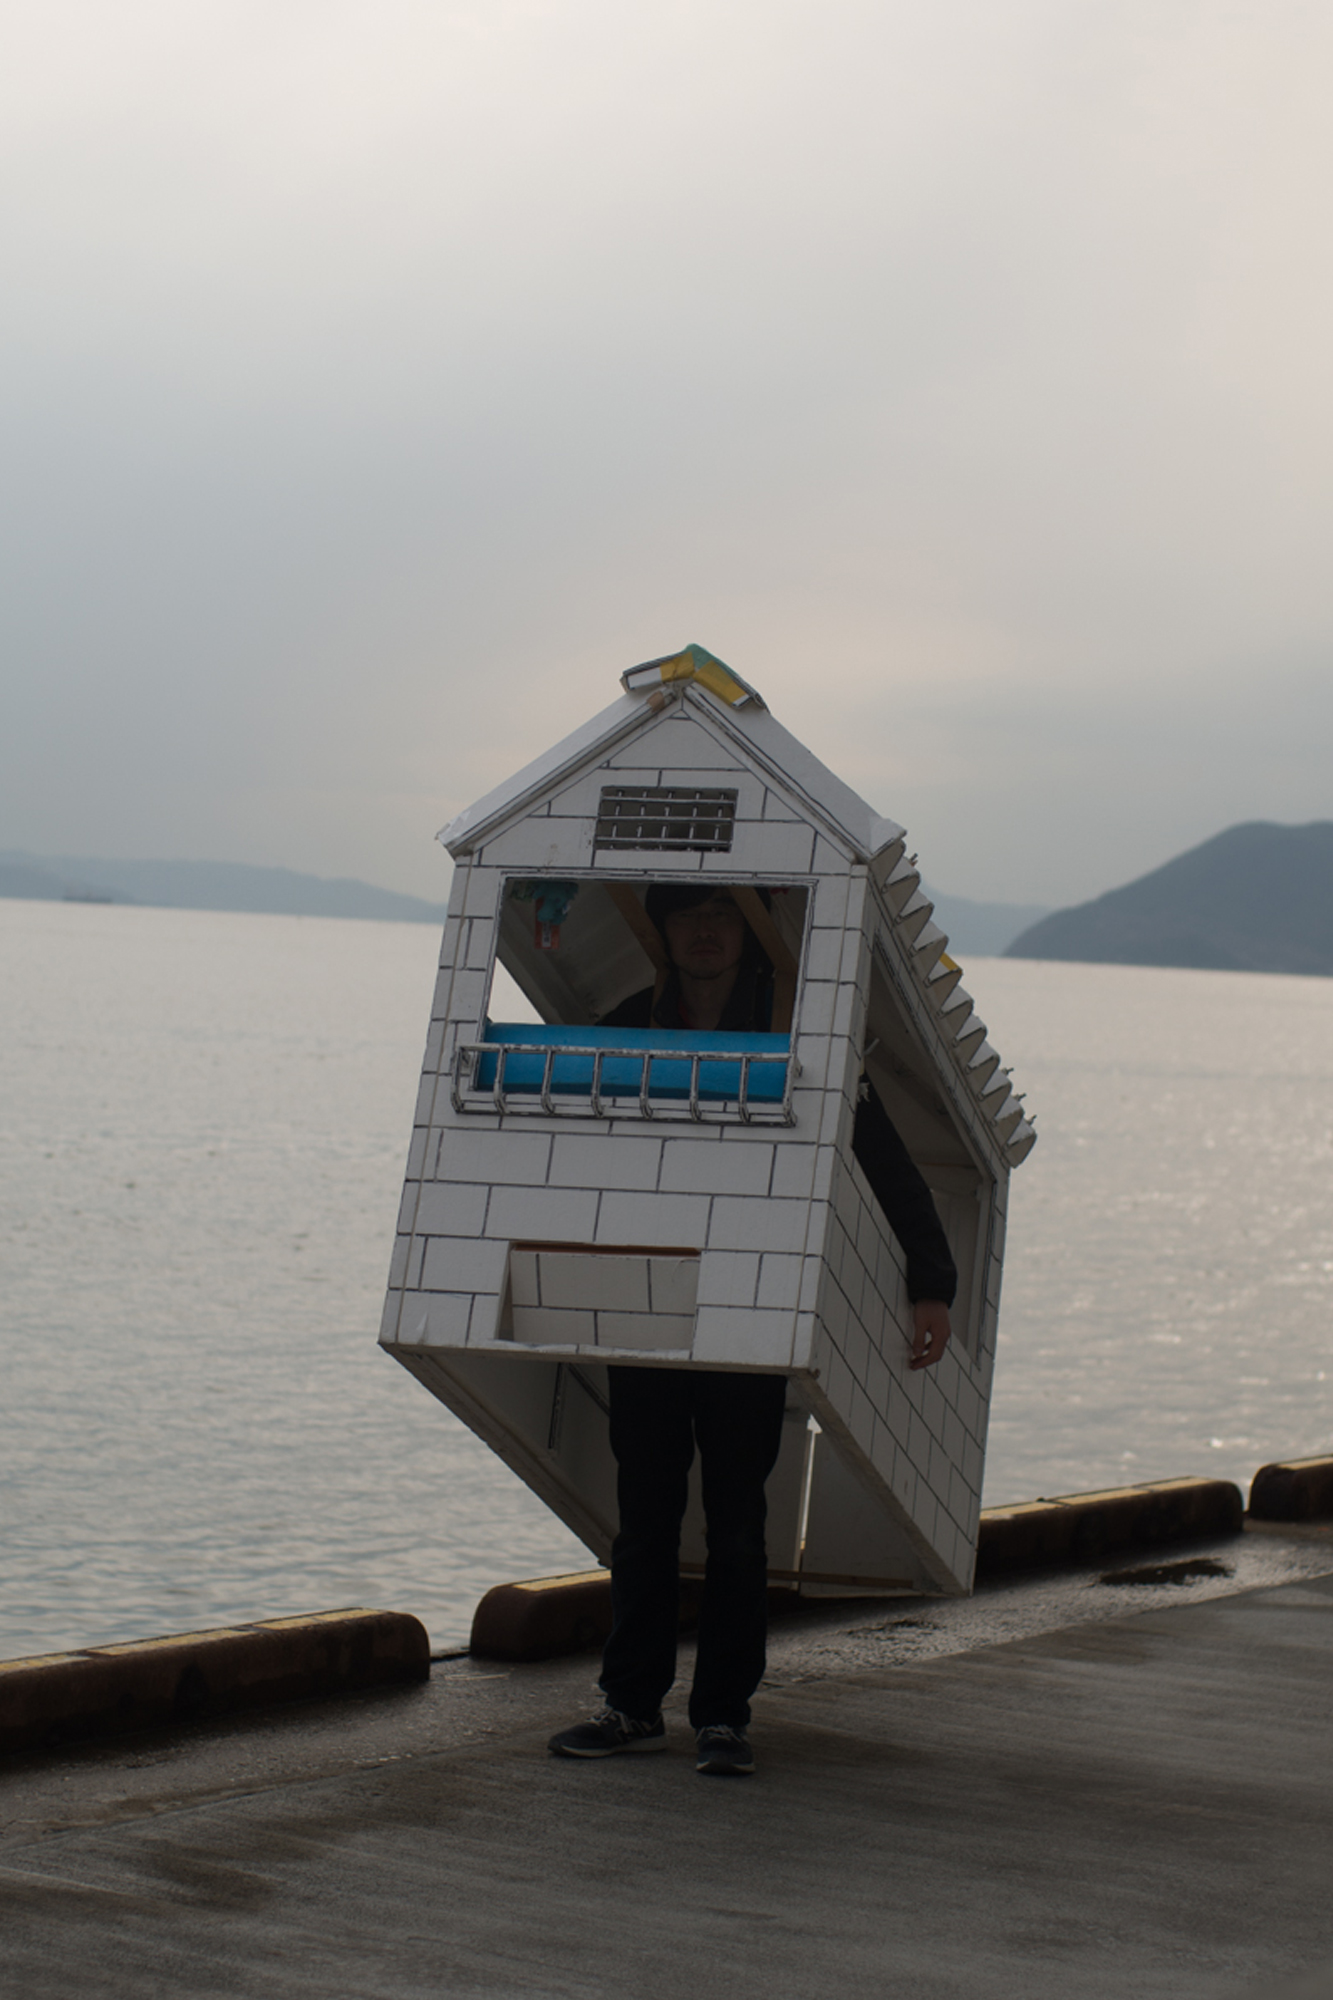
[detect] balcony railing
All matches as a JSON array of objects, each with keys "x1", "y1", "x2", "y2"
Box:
[{"x1": 451, "y1": 1024, "x2": 798, "y2": 1125}]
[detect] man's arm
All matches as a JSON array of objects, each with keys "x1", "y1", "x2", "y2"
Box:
[{"x1": 910, "y1": 1298, "x2": 952, "y2": 1370}]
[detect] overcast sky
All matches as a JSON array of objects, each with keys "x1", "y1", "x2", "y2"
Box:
[{"x1": 3, "y1": 0, "x2": 1331, "y2": 907}]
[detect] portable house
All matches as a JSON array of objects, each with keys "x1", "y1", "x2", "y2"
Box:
[{"x1": 381, "y1": 647, "x2": 1035, "y2": 1596}]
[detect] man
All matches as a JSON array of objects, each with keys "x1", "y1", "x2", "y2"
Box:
[{"x1": 548, "y1": 884, "x2": 956, "y2": 1776}]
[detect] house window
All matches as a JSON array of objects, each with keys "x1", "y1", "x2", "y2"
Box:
[
  {"x1": 455, "y1": 877, "x2": 810, "y2": 1126},
  {"x1": 593, "y1": 786, "x2": 737, "y2": 854}
]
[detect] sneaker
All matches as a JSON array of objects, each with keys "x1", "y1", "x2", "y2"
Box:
[
  {"x1": 548, "y1": 1707, "x2": 667, "y2": 1758},
  {"x1": 695, "y1": 1725, "x2": 755, "y2": 1776}
]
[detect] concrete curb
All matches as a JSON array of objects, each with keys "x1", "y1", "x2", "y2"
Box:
[
  {"x1": 972, "y1": 1476, "x2": 1244, "y2": 1583},
  {"x1": 471, "y1": 1475, "x2": 1248, "y2": 1660},
  {"x1": 470, "y1": 1569, "x2": 615, "y2": 1663},
  {"x1": 1249, "y1": 1455, "x2": 1333, "y2": 1523},
  {"x1": 0, "y1": 1609, "x2": 430, "y2": 1758}
]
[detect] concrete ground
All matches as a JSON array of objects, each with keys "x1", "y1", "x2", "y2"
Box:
[{"x1": 2, "y1": 1525, "x2": 1332, "y2": 2000}]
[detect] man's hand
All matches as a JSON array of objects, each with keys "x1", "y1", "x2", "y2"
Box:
[{"x1": 909, "y1": 1298, "x2": 951, "y2": 1370}]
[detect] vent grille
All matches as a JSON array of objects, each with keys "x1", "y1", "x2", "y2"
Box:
[{"x1": 593, "y1": 785, "x2": 738, "y2": 853}]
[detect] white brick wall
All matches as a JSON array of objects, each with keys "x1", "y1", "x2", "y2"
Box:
[
  {"x1": 487, "y1": 1185, "x2": 600, "y2": 1241},
  {"x1": 704, "y1": 821, "x2": 816, "y2": 875},
  {"x1": 659, "y1": 1138, "x2": 773, "y2": 1196},
  {"x1": 433, "y1": 1131, "x2": 553, "y2": 1186},
  {"x1": 756, "y1": 1252, "x2": 804, "y2": 1308},
  {"x1": 550, "y1": 1134, "x2": 663, "y2": 1188},
  {"x1": 797, "y1": 1128, "x2": 1001, "y2": 1590},
  {"x1": 695, "y1": 1251, "x2": 761, "y2": 1309},
  {"x1": 692, "y1": 1305, "x2": 795, "y2": 1368},
  {"x1": 597, "y1": 1191, "x2": 712, "y2": 1246},
  {"x1": 529, "y1": 1251, "x2": 650, "y2": 1313},
  {"x1": 401, "y1": 1291, "x2": 474, "y2": 1344},
  {"x1": 410, "y1": 1183, "x2": 488, "y2": 1237},
  {"x1": 648, "y1": 1258, "x2": 699, "y2": 1315},
  {"x1": 706, "y1": 1195, "x2": 814, "y2": 1255},
  {"x1": 420, "y1": 1236, "x2": 508, "y2": 1295},
  {"x1": 595, "y1": 1312, "x2": 695, "y2": 1352},
  {"x1": 769, "y1": 1142, "x2": 825, "y2": 1201},
  {"x1": 476, "y1": 819, "x2": 593, "y2": 870}
]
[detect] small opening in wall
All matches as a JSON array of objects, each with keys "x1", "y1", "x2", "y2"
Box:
[{"x1": 593, "y1": 786, "x2": 738, "y2": 854}]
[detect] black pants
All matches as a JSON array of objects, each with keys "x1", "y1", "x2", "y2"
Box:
[{"x1": 598, "y1": 1367, "x2": 788, "y2": 1731}]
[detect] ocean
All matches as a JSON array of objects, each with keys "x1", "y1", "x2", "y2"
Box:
[{"x1": 3, "y1": 899, "x2": 1331, "y2": 1655}]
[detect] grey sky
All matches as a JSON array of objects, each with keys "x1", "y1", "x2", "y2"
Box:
[{"x1": 3, "y1": 0, "x2": 1331, "y2": 906}]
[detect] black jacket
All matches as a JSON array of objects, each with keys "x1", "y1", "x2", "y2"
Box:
[
  {"x1": 600, "y1": 969, "x2": 773, "y2": 1034},
  {"x1": 851, "y1": 1078, "x2": 958, "y2": 1307},
  {"x1": 600, "y1": 983, "x2": 957, "y2": 1307}
]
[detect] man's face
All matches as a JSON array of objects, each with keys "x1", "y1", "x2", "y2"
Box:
[{"x1": 662, "y1": 893, "x2": 746, "y2": 981}]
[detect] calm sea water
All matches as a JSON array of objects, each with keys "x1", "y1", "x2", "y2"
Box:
[{"x1": 2, "y1": 900, "x2": 1331, "y2": 1655}]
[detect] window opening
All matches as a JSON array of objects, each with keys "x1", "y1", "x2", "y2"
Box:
[
  {"x1": 857, "y1": 949, "x2": 991, "y2": 1355},
  {"x1": 452, "y1": 877, "x2": 810, "y2": 1126},
  {"x1": 490, "y1": 878, "x2": 807, "y2": 1033}
]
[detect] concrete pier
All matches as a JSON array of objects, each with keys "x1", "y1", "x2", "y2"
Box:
[{"x1": 2, "y1": 1524, "x2": 1331, "y2": 1998}]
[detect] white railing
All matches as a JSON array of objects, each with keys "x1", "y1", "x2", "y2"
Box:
[{"x1": 451, "y1": 1039, "x2": 798, "y2": 1125}]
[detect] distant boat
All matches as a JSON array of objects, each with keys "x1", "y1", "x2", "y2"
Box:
[{"x1": 62, "y1": 890, "x2": 116, "y2": 905}]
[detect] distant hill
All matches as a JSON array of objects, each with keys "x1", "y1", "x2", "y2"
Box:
[
  {"x1": 0, "y1": 851, "x2": 448, "y2": 925},
  {"x1": 1006, "y1": 822, "x2": 1333, "y2": 975},
  {"x1": 0, "y1": 848, "x2": 1048, "y2": 954},
  {"x1": 924, "y1": 886, "x2": 1051, "y2": 958}
]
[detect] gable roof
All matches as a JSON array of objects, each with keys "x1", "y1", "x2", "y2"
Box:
[
  {"x1": 438, "y1": 649, "x2": 1035, "y2": 1167},
  {"x1": 438, "y1": 668, "x2": 904, "y2": 863}
]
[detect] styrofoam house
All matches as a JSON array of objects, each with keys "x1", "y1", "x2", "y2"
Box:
[{"x1": 381, "y1": 646, "x2": 1036, "y2": 1597}]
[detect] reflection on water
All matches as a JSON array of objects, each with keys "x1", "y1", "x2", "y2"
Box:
[
  {"x1": 977, "y1": 958, "x2": 1333, "y2": 1505},
  {"x1": 2, "y1": 901, "x2": 1331, "y2": 1655}
]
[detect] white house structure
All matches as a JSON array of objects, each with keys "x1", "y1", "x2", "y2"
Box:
[{"x1": 381, "y1": 646, "x2": 1035, "y2": 1597}]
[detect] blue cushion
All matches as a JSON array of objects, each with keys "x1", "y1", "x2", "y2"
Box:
[{"x1": 476, "y1": 1023, "x2": 790, "y2": 1104}]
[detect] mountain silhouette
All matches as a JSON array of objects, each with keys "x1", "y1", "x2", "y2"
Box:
[{"x1": 1006, "y1": 821, "x2": 1333, "y2": 975}]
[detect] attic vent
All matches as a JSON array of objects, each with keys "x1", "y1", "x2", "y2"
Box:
[{"x1": 594, "y1": 786, "x2": 738, "y2": 853}]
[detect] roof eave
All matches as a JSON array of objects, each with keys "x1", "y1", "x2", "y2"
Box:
[
  {"x1": 438, "y1": 678, "x2": 907, "y2": 868},
  {"x1": 438, "y1": 692, "x2": 652, "y2": 857},
  {"x1": 677, "y1": 686, "x2": 904, "y2": 864}
]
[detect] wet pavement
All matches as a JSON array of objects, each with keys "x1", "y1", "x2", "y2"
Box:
[{"x1": 2, "y1": 1522, "x2": 1332, "y2": 1999}]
